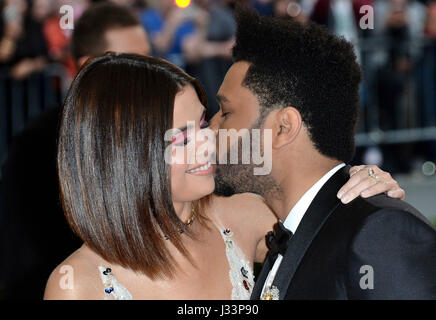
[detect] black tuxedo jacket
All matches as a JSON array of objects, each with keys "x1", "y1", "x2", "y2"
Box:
[{"x1": 252, "y1": 166, "x2": 436, "y2": 300}]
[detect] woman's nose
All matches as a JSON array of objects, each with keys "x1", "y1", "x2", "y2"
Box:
[{"x1": 208, "y1": 112, "x2": 223, "y2": 133}]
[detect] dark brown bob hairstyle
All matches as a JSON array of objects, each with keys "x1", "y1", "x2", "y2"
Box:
[{"x1": 58, "y1": 53, "x2": 209, "y2": 279}]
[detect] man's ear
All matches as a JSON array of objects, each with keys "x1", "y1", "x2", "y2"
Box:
[{"x1": 272, "y1": 107, "x2": 302, "y2": 149}]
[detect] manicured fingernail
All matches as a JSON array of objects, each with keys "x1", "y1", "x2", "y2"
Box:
[
  {"x1": 341, "y1": 195, "x2": 350, "y2": 204},
  {"x1": 337, "y1": 191, "x2": 344, "y2": 199}
]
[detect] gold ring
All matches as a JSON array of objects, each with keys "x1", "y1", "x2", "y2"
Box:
[{"x1": 368, "y1": 168, "x2": 380, "y2": 182}]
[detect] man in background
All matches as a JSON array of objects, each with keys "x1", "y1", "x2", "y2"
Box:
[{"x1": 0, "y1": 2, "x2": 150, "y2": 300}]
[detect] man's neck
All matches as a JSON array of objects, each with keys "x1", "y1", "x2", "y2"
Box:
[{"x1": 265, "y1": 158, "x2": 342, "y2": 222}]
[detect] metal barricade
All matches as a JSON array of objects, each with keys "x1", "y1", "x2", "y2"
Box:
[
  {"x1": 0, "y1": 63, "x2": 68, "y2": 170},
  {"x1": 356, "y1": 36, "x2": 436, "y2": 146}
]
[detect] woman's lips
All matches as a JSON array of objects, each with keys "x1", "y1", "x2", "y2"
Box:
[{"x1": 186, "y1": 161, "x2": 215, "y2": 176}]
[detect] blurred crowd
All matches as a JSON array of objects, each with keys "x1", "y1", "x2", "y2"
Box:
[
  {"x1": 0, "y1": 0, "x2": 435, "y2": 300},
  {"x1": 0, "y1": 0, "x2": 435, "y2": 172}
]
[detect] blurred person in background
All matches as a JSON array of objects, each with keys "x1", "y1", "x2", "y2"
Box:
[
  {"x1": 182, "y1": 0, "x2": 236, "y2": 117},
  {"x1": 272, "y1": 0, "x2": 312, "y2": 24},
  {"x1": 140, "y1": 0, "x2": 198, "y2": 68},
  {"x1": 421, "y1": 0, "x2": 436, "y2": 127},
  {"x1": 412, "y1": 0, "x2": 436, "y2": 175},
  {"x1": 35, "y1": 0, "x2": 78, "y2": 79},
  {"x1": 107, "y1": 0, "x2": 145, "y2": 15},
  {"x1": 370, "y1": 0, "x2": 428, "y2": 174},
  {"x1": 109, "y1": 0, "x2": 135, "y2": 6},
  {"x1": 375, "y1": 0, "x2": 426, "y2": 131},
  {"x1": 0, "y1": 0, "x2": 49, "y2": 171},
  {"x1": 251, "y1": 0, "x2": 274, "y2": 16},
  {"x1": 0, "y1": 2, "x2": 150, "y2": 300},
  {"x1": 425, "y1": 0, "x2": 436, "y2": 35},
  {"x1": 0, "y1": 0, "x2": 47, "y2": 81},
  {"x1": 310, "y1": 0, "x2": 373, "y2": 32},
  {"x1": 310, "y1": 0, "x2": 374, "y2": 63}
]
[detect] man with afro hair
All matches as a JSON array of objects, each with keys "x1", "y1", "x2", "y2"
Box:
[{"x1": 212, "y1": 6, "x2": 436, "y2": 300}]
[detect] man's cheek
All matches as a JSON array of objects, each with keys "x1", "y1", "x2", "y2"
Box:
[{"x1": 217, "y1": 136, "x2": 237, "y2": 164}]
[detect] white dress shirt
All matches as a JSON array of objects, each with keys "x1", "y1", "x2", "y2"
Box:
[{"x1": 261, "y1": 163, "x2": 346, "y2": 297}]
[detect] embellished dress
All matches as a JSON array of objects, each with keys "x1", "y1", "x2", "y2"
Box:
[{"x1": 98, "y1": 225, "x2": 255, "y2": 300}]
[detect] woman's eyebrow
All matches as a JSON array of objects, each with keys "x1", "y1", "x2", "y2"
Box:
[{"x1": 176, "y1": 108, "x2": 207, "y2": 132}]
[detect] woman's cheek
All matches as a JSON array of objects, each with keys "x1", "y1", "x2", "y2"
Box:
[
  {"x1": 170, "y1": 144, "x2": 188, "y2": 165},
  {"x1": 170, "y1": 163, "x2": 187, "y2": 201}
]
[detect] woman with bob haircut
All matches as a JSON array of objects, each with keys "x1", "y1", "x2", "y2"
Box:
[{"x1": 44, "y1": 53, "x2": 404, "y2": 300}]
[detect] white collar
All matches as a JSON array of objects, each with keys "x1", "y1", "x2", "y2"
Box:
[{"x1": 283, "y1": 163, "x2": 346, "y2": 234}]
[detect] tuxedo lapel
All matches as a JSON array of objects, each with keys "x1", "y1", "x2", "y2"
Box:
[
  {"x1": 251, "y1": 251, "x2": 274, "y2": 299},
  {"x1": 271, "y1": 165, "x2": 351, "y2": 299}
]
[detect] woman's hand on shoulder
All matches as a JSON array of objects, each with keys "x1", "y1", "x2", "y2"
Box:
[{"x1": 337, "y1": 165, "x2": 406, "y2": 204}]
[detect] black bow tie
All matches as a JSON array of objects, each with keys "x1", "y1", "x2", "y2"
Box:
[{"x1": 266, "y1": 221, "x2": 293, "y2": 258}]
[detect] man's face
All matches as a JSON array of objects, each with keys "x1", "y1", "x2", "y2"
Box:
[
  {"x1": 212, "y1": 61, "x2": 279, "y2": 197},
  {"x1": 214, "y1": 61, "x2": 260, "y2": 133},
  {"x1": 104, "y1": 26, "x2": 151, "y2": 56},
  {"x1": 78, "y1": 25, "x2": 151, "y2": 69}
]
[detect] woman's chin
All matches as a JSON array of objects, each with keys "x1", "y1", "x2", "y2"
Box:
[
  {"x1": 173, "y1": 178, "x2": 215, "y2": 202},
  {"x1": 204, "y1": 179, "x2": 215, "y2": 196},
  {"x1": 195, "y1": 178, "x2": 215, "y2": 198}
]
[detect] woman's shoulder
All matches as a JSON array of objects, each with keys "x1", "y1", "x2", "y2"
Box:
[{"x1": 44, "y1": 245, "x2": 104, "y2": 300}]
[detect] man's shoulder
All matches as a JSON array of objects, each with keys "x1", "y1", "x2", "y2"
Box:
[
  {"x1": 359, "y1": 194, "x2": 421, "y2": 215},
  {"x1": 350, "y1": 195, "x2": 433, "y2": 228},
  {"x1": 318, "y1": 194, "x2": 436, "y2": 246},
  {"x1": 333, "y1": 195, "x2": 436, "y2": 244}
]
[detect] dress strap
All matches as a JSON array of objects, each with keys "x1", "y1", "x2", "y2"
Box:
[
  {"x1": 208, "y1": 206, "x2": 255, "y2": 299},
  {"x1": 98, "y1": 266, "x2": 133, "y2": 300},
  {"x1": 219, "y1": 228, "x2": 255, "y2": 300}
]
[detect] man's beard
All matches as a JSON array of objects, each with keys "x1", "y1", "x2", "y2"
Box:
[
  {"x1": 214, "y1": 161, "x2": 280, "y2": 198},
  {"x1": 213, "y1": 117, "x2": 282, "y2": 199}
]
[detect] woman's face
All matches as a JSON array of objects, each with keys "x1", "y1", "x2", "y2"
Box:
[{"x1": 170, "y1": 85, "x2": 216, "y2": 203}]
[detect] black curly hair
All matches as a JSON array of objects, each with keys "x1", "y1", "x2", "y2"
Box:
[{"x1": 232, "y1": 6, "x2": 362, "y2": 163}]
